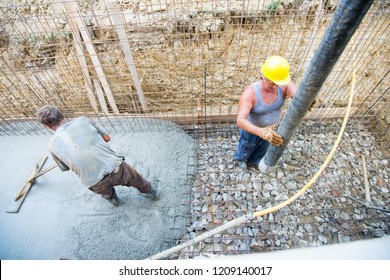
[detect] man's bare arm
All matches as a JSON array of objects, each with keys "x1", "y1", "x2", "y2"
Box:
[
  {"x1": 236, "y1": 86, "x2": 283, "y2": 146},
  {"x1": 284, "y1": 82, "x2": 297, "y2": 98},
  {"x1": 102, "y1": 134, "x2": 111, "y2": 142}
]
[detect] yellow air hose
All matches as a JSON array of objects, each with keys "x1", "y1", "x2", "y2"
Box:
[{"x1": 147, "y1": 69, "x2": 356, "y2": 260}]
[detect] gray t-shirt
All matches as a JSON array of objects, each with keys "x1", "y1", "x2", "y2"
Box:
[{"x1": 48, "y1": 117, "x2": 123, "y2": 187}]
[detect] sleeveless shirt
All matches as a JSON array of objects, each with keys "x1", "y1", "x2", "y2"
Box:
[{"x1": 247, "y1": 81, "x2": 285, "y2": 127}]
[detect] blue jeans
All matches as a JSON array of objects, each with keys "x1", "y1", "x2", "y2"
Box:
[{"x1": 234, "y1": 129, "x2": 270, "y2": 165}]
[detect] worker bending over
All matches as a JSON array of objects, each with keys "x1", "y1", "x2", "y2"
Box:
[{"x1": 37, "y1": 105, "x2": 160, "y2": 206}]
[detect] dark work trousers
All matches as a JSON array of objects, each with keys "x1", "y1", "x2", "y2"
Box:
[
  {"x1": 234, "y1": 129, "x2": 270, "y2": 165},
  {"x1": 89, "y1": 162, "x2": 152, "y2": 199}
]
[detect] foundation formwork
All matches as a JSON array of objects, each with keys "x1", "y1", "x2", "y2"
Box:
[{"x1": 0, "y1": 0, "x2": 389, "y2": 259}]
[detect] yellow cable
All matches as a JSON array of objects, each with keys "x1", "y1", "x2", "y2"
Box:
[{"x1": 254, "y1": 67, "x2": 356, "y2": 217}]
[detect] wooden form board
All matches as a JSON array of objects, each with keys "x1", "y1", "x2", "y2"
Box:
[
  {"x1": 66, "y1": 9, "x2": 98, "y2": 113},
  {"x1": 64, "y1": 0, "x2": 119, "y2": 114},
  {"x1": 108, "y1": 1, "x2": 148, "y2": 111},
  {"x1": 96, "y1": 107, "x2": 359, "y2": 125},
  {"x1": 93, "y1": 79, "x2": 109, "y2": 114}
]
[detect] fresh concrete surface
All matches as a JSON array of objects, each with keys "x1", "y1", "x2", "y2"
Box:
[{"x1": 0, "y1": 120, "x2": 198, "y2": 260}]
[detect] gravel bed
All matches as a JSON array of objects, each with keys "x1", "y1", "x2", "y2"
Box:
[{"x1": 177, "y1": 120, "x2": 389, "y2": 258}]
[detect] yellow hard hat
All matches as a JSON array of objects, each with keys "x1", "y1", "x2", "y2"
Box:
[{"x1": 261, "y1": 56, "x2": 291, "y2": 85}]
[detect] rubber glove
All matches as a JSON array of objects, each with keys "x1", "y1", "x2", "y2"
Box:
[
  {"x1": 309, "y1": 99, "x2": 317, "y2": 112},
  {"x1": 258, "y1": 127, "x2": 284, "y2": 147}
]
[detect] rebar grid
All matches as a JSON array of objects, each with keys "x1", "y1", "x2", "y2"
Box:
[
  {"x1": 0, "y1": 0, "x2": 388, "y2": 135},
  {"x1": 178, "y1": 121, "x2": 389, "y2": 258},
  {"x1": 0, "y1": 0, "x2": 389, "y2": 258}
]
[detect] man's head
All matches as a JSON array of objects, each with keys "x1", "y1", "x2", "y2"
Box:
[
  {"x1": 261, "y1": 56, "x2": 291, "y2": 86},
  {"x1": 260, "y1": 73, "x2": 279, "y2": 91},
  {"x1": 36, "y1": 105, "x2": 64, "y2": 130}
]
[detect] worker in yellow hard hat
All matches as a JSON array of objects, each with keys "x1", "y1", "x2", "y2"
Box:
[{"x1": 234, "y1": 56, "x2": 316, "y2": 170}]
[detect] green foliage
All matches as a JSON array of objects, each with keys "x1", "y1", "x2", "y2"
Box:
[{"x1": 265, "y1": 0, "x2": 283, "y2": 15}]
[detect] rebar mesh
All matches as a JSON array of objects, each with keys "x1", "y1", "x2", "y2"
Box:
[
  {"x1": 178, "y1": 120, "x2": 389, "y2": 258},
  {"x1": 0, "y1": 0, "x2": 389, "y2": 259}
]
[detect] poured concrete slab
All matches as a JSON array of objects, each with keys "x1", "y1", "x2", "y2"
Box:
[{"x1": 0, "y1": 119, "x2": 198, "y2": 260}]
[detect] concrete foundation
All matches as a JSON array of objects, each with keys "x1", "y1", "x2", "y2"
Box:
[{"x1": 0, "y1": 120, "x2": 198, "y2": 260}]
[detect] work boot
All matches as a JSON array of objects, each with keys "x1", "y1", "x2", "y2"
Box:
[
  {"x1": 235, "y1": 160, "x2": 247, "y2": 170},
  {"x1": 105, "y1": 192, "x2": 120, "y2": 207},
  {"x1": 146, "y1": 186, "x2": 160, "y2": 201}
]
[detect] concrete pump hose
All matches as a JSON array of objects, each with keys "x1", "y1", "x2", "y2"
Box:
[
  {"x1": 147, "y1": 70, "x2": 356, "y2": 260},
  {"x1": 254, "y1": 67, "x2": 355, "y2": 216}
]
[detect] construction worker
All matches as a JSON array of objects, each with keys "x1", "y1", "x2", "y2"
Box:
[
  {"x1": 36, "y1": 105, "x2": 160, "y2": 206},
  {"x1": 234, "y1": 56, "x2": 315, "y2": 170}
]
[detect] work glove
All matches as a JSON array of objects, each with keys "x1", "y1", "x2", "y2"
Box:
[
  {"x1": 309, "y1": 99, "x2": 317, "y2": 112},
  {"x1": 258, "y1": 127, "x2": 284, "y2": 147}
]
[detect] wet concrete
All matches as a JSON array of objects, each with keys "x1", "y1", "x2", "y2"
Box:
[{"x1": 0, "y1": 120, "x2": 198, "y2": 259}]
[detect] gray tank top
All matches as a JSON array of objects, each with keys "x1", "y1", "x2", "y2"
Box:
[{"x1": 247, "y1": 81, "x2": 285, "y2": 127}]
